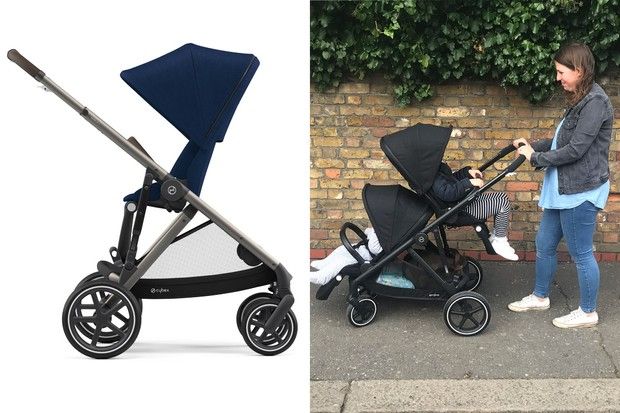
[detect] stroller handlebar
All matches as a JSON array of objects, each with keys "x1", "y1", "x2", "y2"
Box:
[
  {"x1": 506, "y1": 153, "x2": 527, "y2": 173},
  {"x1": 7, "y1": 49, "x2": 45, "y2": 81},
  {"x1": 478, "y1": 144, "x2": 517, "y2": 172}
]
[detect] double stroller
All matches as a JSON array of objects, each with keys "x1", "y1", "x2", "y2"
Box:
[
  {"x1": 8, "y1": 44, "x2": 297, "y2": 358},
  {"x1": 316, "y1": 124, "x2": 525, "y2": 336}
]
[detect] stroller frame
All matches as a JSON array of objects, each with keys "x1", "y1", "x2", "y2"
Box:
[
  {"x1": 316, "y1": 124, "x2": 525, "y2": 335},
  {"x1": 8, "y1": 48, "x2": 295, "y2": 358}
]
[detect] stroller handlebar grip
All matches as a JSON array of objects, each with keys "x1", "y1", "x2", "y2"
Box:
[
  {"x1": 506, "y1": 154, "x2": 526, "y2": 173},
  {"x1": 7, "y1": 49, "x2": 45, "y2": 81}
]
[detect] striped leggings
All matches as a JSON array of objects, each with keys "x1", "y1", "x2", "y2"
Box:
[{"x1": 464, "y1": 192, "x2": 511, "y2": 237}]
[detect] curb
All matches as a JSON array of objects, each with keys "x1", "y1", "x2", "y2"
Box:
[{"x1": 311, "y1": 379, "x2": 620, "y2": 412}]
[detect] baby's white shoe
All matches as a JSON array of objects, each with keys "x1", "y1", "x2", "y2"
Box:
[{"x1": 491, "y1": 236, "x2": 518, "y2": 261}]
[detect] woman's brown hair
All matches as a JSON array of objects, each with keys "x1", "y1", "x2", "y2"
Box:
[{"x1": 554, "y1": 42, "x2": 595, "y2": 106}]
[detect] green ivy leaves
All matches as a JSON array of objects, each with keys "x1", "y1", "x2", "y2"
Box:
[{"x1": 310, "y1": 0, "x2": 620, "y2": 105}]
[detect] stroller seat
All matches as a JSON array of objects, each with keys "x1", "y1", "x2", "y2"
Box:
[{"x1": 120, "y1": 43, "x2": 259, "y2": 211}]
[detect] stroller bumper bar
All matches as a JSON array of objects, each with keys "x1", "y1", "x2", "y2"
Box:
[{"x1": 8, "y1": 49, "x2": 281, "y2": 271}]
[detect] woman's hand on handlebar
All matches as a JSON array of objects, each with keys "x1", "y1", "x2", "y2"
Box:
[
  {"x1": 517, "y1": 143, "x2": 534, "y2": 161},
  {"x1": 468, "y1": 169, "x2": 483, "y2": 179},
  {"x1": 513, "y1": 138, "x2": 529, "y2": 148},
  {"x1": 470, "y1": 178, "x2": 484, "y2": 188}
]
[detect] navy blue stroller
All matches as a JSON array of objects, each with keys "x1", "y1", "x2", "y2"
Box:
[{"x1": 8, "y1": 44, "x2": 297, "y2": 358}]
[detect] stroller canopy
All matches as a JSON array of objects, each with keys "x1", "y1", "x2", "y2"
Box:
[
  {"x1": 380, "y1": 124, "x2": 452, "y2": 194},
  {"x1": 122, "y1": 43, "x2": 259, "y2": 201},
  {"x1": 363, "y1": 184, "x2": 433, "y2": 254}
]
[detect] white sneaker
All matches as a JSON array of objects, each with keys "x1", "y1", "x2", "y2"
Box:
[
  {"x1": 508, "y1": 294, "x2": 550, "y2": 312},
  {"x1": 491, "y1": 237, "x2": 518, "y2": 261},
  {"x1": 552, "y1": 307, "x2": 598, "y2": 329},
  {"x1": 489, "y1": 234, "x2": 515, "y2": 253}
]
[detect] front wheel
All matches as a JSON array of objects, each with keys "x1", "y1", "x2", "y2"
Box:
[
  {"x1": 240, "y1": 298, "x2": 297, "y2": 356},
  {"x1": 236, "y1": 292, "x2": 275, "y2": 334},
  {"x1": 346, "y1": 296, "x2": 377, "y2": 327}
]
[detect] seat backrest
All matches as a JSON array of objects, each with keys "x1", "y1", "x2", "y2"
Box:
[{"x1": 169, "y1": 140, "x2": 216, "y2": 196}]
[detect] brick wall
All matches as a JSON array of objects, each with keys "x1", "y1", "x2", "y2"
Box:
[{"x1": 310, "y1": 73, "x2": 620, "y2": 262}]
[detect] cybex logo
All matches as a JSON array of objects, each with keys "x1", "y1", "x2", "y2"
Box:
[{"x1": 150, "y1": 288, "x2": 170, "y2": 294}]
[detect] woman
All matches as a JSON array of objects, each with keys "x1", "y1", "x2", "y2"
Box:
[{"x1": 508, "y1": 42, "x2": 614, "y2": 328}]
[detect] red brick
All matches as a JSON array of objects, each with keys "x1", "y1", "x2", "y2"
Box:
[
  {"x1": 324, "y1": 169, "x2": 341, "y2": 179},
  {"x1": 311, "y1": 229, "x2": 329, "y2": 240},
  {"x1": 310, "y1": 249, "x2": 327, "y2": 259},
  {"x1": 601, "y1": 253, "x2": 617, "y2": 262}
]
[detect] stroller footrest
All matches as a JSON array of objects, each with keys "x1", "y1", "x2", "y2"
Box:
[
  {"x1": 264, "y1": 294, "x2": 294, "y2": 333},
  {"x1": 315, "y1": 276, "x2": 341, "y2": 300},
  {"x1": 473, "y1": 223, "x2": 497, "y2": 255}
]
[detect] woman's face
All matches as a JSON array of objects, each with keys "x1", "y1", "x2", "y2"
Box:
[{"x1": 555, "y1": 61, "x2": 582, "y2": 92}]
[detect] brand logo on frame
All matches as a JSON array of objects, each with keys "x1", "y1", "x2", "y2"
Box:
[{"x1": 150, "y1": 288, "x2": 170, "y2": 294}]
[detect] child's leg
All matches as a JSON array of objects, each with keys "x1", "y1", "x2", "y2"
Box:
[
  {"x1": 465, "y1": 192, "x2": 517, "y2": 260},
  {"x1": 464, "y1": 191, "x2": 511, "y2": 235}
]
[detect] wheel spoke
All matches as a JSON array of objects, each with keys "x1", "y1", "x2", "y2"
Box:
[
  {"x1": 105, "y1": 300, "x2": 125, "y2": 315},
  {"x1": 73, "y1": 316, "x2": 97, "y2": 324},
  {"x1": 77, "y1": 303, "x2": 97, "y2": 310},
  {"x1": 113, "y1": 311, "x2": 129, "y2": 323},
  {"x1": 465, "y1": 315, "x2": 481, "y2": 328},
  {"x1": 106, "y1": 322, "x2": 126, "y2": 338},
  {"x1": 90, "y1": 293, "x2": 101, "y2": 308},
  {"x1": 91, "y1": 324, "x2": 102, "y2": 346},
  {"x1": 457, "y1": 315, "x2": 467, "y2": 329}
]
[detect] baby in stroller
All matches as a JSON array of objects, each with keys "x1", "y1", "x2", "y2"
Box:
[
  {"x1": 433, "y1": 162, "x2": 518, "y2": 261},
  {"x1": 310, "y1": 157, "x2": 518, "y2": 286}
]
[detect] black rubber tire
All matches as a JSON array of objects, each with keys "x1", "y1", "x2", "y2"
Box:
[
  {"x1": 236, "y1": 292, "x2": 274, "y2": 334},
  {"x1": 463, "y1": 257, "x2": 484, "y2": 291},
  {"x1": 346, "y1": 296, "x2": 377, "y2": 327},
  {"x1": 240, "y1": 297, "x2": 297, "y2": 356},
  {"x1": 62, "y1": 280, "x2": 141, "y2": 359},
  {"x1": 443, "y1": 291, "x2": 491, "y2": 336}
]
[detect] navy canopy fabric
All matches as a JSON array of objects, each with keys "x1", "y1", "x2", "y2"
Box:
[
  {"x1": 121, "y1": 43, "x2": 259, "y2": 147},
  {"x1": 122, "y1": 43, "x2": 259, "y2": 201}
]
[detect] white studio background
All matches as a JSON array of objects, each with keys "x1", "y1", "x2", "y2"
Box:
[{"x1": 0, "y1": 1, "x2": 309, "y2": 412}]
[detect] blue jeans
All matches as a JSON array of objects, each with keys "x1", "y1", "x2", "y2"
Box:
[{"x1": 533, "y1": 201, "x2": 600, "y2": 312}]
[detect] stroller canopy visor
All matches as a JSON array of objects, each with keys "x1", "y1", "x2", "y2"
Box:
[
  {"x1": 380, "y1": 124, "x2": 452, "y2": 194},
  {"x1": 121, "y1": 43, "x2": 259, "y2": 149}
]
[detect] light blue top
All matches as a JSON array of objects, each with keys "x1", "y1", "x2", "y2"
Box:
[{"x1": 539, "y1": 118, "x2": 609, "y2": 209}]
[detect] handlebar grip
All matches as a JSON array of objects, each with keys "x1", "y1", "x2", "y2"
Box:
[
  {"x1": 506, "y1": 155, "x2": 526, "y2": 173},
  {"x1": 7, "y1": 49, "x2": 45, "y2": 80}
]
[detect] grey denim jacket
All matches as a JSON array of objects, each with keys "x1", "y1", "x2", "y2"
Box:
[{"x1": 530, "y1": 83, "x2": 614, "y2": 195}]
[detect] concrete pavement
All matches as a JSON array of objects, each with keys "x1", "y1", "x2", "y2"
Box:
[{"x1": 310, "y1": 262, "x2": 620, "y2": 412}]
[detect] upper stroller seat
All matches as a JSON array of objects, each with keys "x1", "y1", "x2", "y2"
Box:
[
  {"x1": 121, "y1": 43, "x2": 259, "y2": 210},
  {"x1": 379, "y1": 124, "x2": 486, "y2": 228}
]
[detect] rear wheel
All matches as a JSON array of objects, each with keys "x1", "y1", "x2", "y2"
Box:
[
  {"x1": 443, "y1": 291, "x2": 490, "y2": 336},
  {"x1": 62, "y1": 280, "x2": 141, "y2": 359}
]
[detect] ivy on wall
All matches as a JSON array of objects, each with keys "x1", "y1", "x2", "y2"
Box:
[{"x1": 311, "y1": 0, "x2": 620, "y2": 105}]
